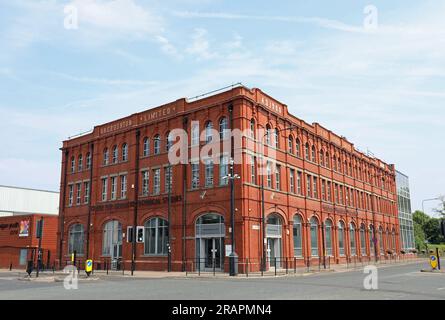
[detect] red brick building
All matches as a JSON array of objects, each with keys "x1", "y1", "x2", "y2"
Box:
[
  {"x1": 0, "y1": 214, "x2": 58, "y2": 269},
  {"x1": 57, "y1": 85, "x2": 400, "y2": 273}
]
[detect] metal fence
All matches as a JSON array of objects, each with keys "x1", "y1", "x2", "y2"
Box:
[{"x1": 185, "y1": 253, "x2": 423, "y2": 277}]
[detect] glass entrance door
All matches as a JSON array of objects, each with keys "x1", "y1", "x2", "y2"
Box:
[
  {"x1": 200, "y1": 237, "x2": 223, "y2": 271},
  {"x1": 267, "y1": 238, "x2": 281, "y2": 269}
]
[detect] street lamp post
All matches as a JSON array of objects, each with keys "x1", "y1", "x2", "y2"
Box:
[
  {"x1": 224, "y1": 158, "x2": 240, "y2": 276},
  {"x1": 422, "y1": 198, "x2": 441, "y2": 216}
]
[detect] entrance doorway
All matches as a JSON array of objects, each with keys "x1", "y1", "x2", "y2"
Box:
[
  {"x1": 195, "y1": 213, "x2": 225, "y2": 272},
  {"x1": 266, "y1": 214, "x2": 282, "y2": 269}
]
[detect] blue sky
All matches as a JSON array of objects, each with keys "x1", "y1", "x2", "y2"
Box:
[{"x1": 0, "y1": 0, "x2": 444, "y2": 216}]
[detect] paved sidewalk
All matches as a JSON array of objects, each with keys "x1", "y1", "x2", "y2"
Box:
[{"x1": 0, "y1": 258, "x2": 427, "y2": 280}]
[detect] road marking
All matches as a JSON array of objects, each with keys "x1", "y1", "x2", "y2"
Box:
[{"x1": 438, "y1": 287, "x2": 445, "y2": 291}]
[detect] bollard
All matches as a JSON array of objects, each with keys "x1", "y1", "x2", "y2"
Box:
[
  {"x1": 213, "y1": 258, "x2": 216, "y2": 276},
  {"x1": 9, "y1": 263, "x2": 12, "y2": 271},
  {"x1": 274, "y1": 258, "x2": 277, "y2": 277},
  {"x1": 246, "y1": 258, "x2": 249, "y2": 278}
]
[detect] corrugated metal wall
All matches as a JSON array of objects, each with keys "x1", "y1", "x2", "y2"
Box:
[{"x1": 0, "y1": 186, "x2": 59, "y2": 216}]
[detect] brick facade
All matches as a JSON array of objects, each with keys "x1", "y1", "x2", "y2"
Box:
[
  {"x1": 0, "y1": 214, "x2": 58, "y2": 269},
  {"x1": 57, "y1": 86, "x2": 401, "y2": 272}
]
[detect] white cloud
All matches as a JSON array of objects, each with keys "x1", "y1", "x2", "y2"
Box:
[
  {"x1": 68, "y1": 0, "x2": 164, "y2": 38},
  {"x1": 186, "y1": 28, "x2": 217, "y2": 60},
  {"x1": 51, "y1": 72, "x2": 159, "y2": 86},
  {"x1": 173, "y1": 11, "x2": 365, "y2": 33}
]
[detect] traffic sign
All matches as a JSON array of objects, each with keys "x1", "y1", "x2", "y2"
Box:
[
  {"x1": 430, "y1": 255, "x2": 438, "y2": 269},
  {"x1": 85, "y1": 259, "x2": 93, "y2": 276}
]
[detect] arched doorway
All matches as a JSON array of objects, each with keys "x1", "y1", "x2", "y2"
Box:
[
  {"x1": 195, "y1": 213, "x2": 225, "y2": 271},
  {"x1": 266, "y1": 214, "x2": 282, "y2": 268}
]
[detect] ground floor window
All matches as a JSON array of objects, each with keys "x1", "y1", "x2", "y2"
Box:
[
  {"x1": 102, "y1": 220, "x2": 122, "y2": 257},
  {"x1": 144, "y1": 217, "x2": 168, "y2": 255},
  {"x1": 350, "y1": 223, "x2": 357, "y2": 256},
  {"x1": 68, "y1": 223, "x2": 84, "y2": 255},
  {"x1": 325, "y1": 219, "x2": 333, "y2": 256},
  {"x1": 310, "y1": 217, "x2": 319, "y2": 257},
  {"x1": 293, "y1": 215, "x2": 303, "y2": 257}
]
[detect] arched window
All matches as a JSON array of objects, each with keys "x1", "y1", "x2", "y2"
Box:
[
  {"x1": 360, "y1": 224, "x2": 366, "y2": 256},
  {"x1": 379, "y1": 226, "x2": 384, "y2": 254},
  {"x1": 68, "y1": 224, "x2": 84, "y2": 255},
  {"x1": 337, "y1": 157, "x2": 342, "y2": 173},
  {"x1": 143, "y1": 137, "x2": 150, "y2": 157},
  {"x1": 325, "y1": 219, "x2": 333, "y2": 256},
  {"x1": 103, "y1": 148, "x2": 109, "y2": 165},
  {"x1": 71, "y1": 156, "x2": 75, "y2": 173},
  {"x1": 154, "y1": 135, "x2": 161, "y2": 154},
  {"x1": 191, "y1": 123, "x2": 200, "y2": 146},
  {"x1": 386, "y1": 228, "x2": 391, "y2": 252},
  {"x1": 144, "y1": 217, "x2": 169, "y2": 255},
  {"x1": 112, "y1": 145, "x2": 118, "y2": 163},
  {"x1": 350, "y1": 223, "x2": 357, "y2": 256},
  {"x1": 274, "y1": 128, "x2": 279, "y2": 148},
  {"x1": 310, "y1": 217, "x2": 319, "y2": 257},
  {"x1": 332, "y1": 155, "x2": 337, "y2": 171},
  {"x1": 121, "y1": 143, "x2": 128, "y2": 161},
  {"x1": 325, "y1": 152, "x2": 330, "y2": 168},
  {"x1": 165, "y1": 132, "x2": 172, "y2": 151},
  {"x1": 102, "y1": 220, "x2": 122, "y2": 256},
  {"x1": 205, "y1": 121, "x2": 213, "y2": 144},
  {"x1": 78, "y1": 154, "x2": 83, "y2": 171},
  {"x1": 288, "y1": 136, "x2": 294, "y2": 154},
  {"x1": 369, "y1": 225, "x2": 375, "y2": 256},
  {"x1": 293, "y1": 215, "x2": 303, "y2": 257},
  {"x1": 265, "y1": 125, "x2": 271, "y2": 145},
  {"x1": 86, "y1": 152, "x2": 91, "y2": 170},
  {"x1": 295, "y1": 139, "x2": 301, "y2": 157},
  {"x1": 319, "y1": 150, "x2": 324, "y2": 166},
  {"x1": 338, "y1": 221, "x2": 345, "y2": 256},
  {"x1": 311, "y1": 145, "x2": 316, "y2": 162},
  {"x1": 250, "y1": 119, "x2": 255, "y2": 138},
  {"x1": 219, "y1": 117, "x2": 228, "y2": 140},
  {"x1": 305, "y1": 143, "x2": 310, "y2": 160}
]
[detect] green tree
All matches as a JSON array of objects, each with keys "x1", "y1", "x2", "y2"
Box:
[{"x1": 412, "y1": 210, "x2": 445, "y2": 248}]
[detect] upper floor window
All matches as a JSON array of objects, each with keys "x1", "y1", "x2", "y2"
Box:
[
  {"x1": 265, "y1": 125, "x2": 271, "y2": 145},
  {"x1": 191, "y1": 123, "x2": 199, "y2": 146},
  {"x1": 121, "y1": 143, "x2": 128, "y2": 162},
  {"x1": 274, "y1": 128, "x2": 279, "y2": 149},
  {"x1": 332, "y1": 155, "x2": 337, "y2": 171},
  {"x1": 112, "y1": 145, "x2": 118, "y2": 164},
  {"x1": 154, "y1": 135, "x2": 161, "y2": 155},
  {"x1": 86, "y1": 152, "x2": 91, "y2": 170},
  {"x1": 219, "y1": 117, "x2": 228, "y2": 140},
  {"x1": 319, "y1": 150, "x2": 324, "y2": 167},
  {"x1": 191, "y1": 162, "x2": 200, "y2": 189},
  {"x1": 70, "y1": 156, "x2": 75, "y2": 173},
  {"x1": 166, "y1": 132, "x2": 173, "y2": 152},
  {"x1": 103, "y1": 148, "x2": 109, "y2": 165},
  {"x1": 78, "y1": 154, "x2": 83, "y2": 171},
  {"x1": 143, "y1": 137, "x2": 150, "y2": 157},
  {"x1": 219, "y1": 156, "x2": 229, "y2": 186},
  {"x1": 250, "y1": 119, "x2": 255, "y2": 138},
  {"x1": 205, "y1": 121, "x2": 213, "y2": 144},
  {"x1": 288, "y1": 136, "x2": 294, "y2": 154},
  {"x1": 295, "y1": 139, "x2": 301, "y2": 157},
  {"x1": 275, "y1": 164, "x2": 281, "y2": 190},
  {"x1": 153, "y1": 168, "x2": 161, "y2": 195},
  {"x1": 304, "y1": 143, "x2": 310, "y2": 160},
  {"x1": 311, "y1": 145, "x2": 316, "y2": 162}
]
